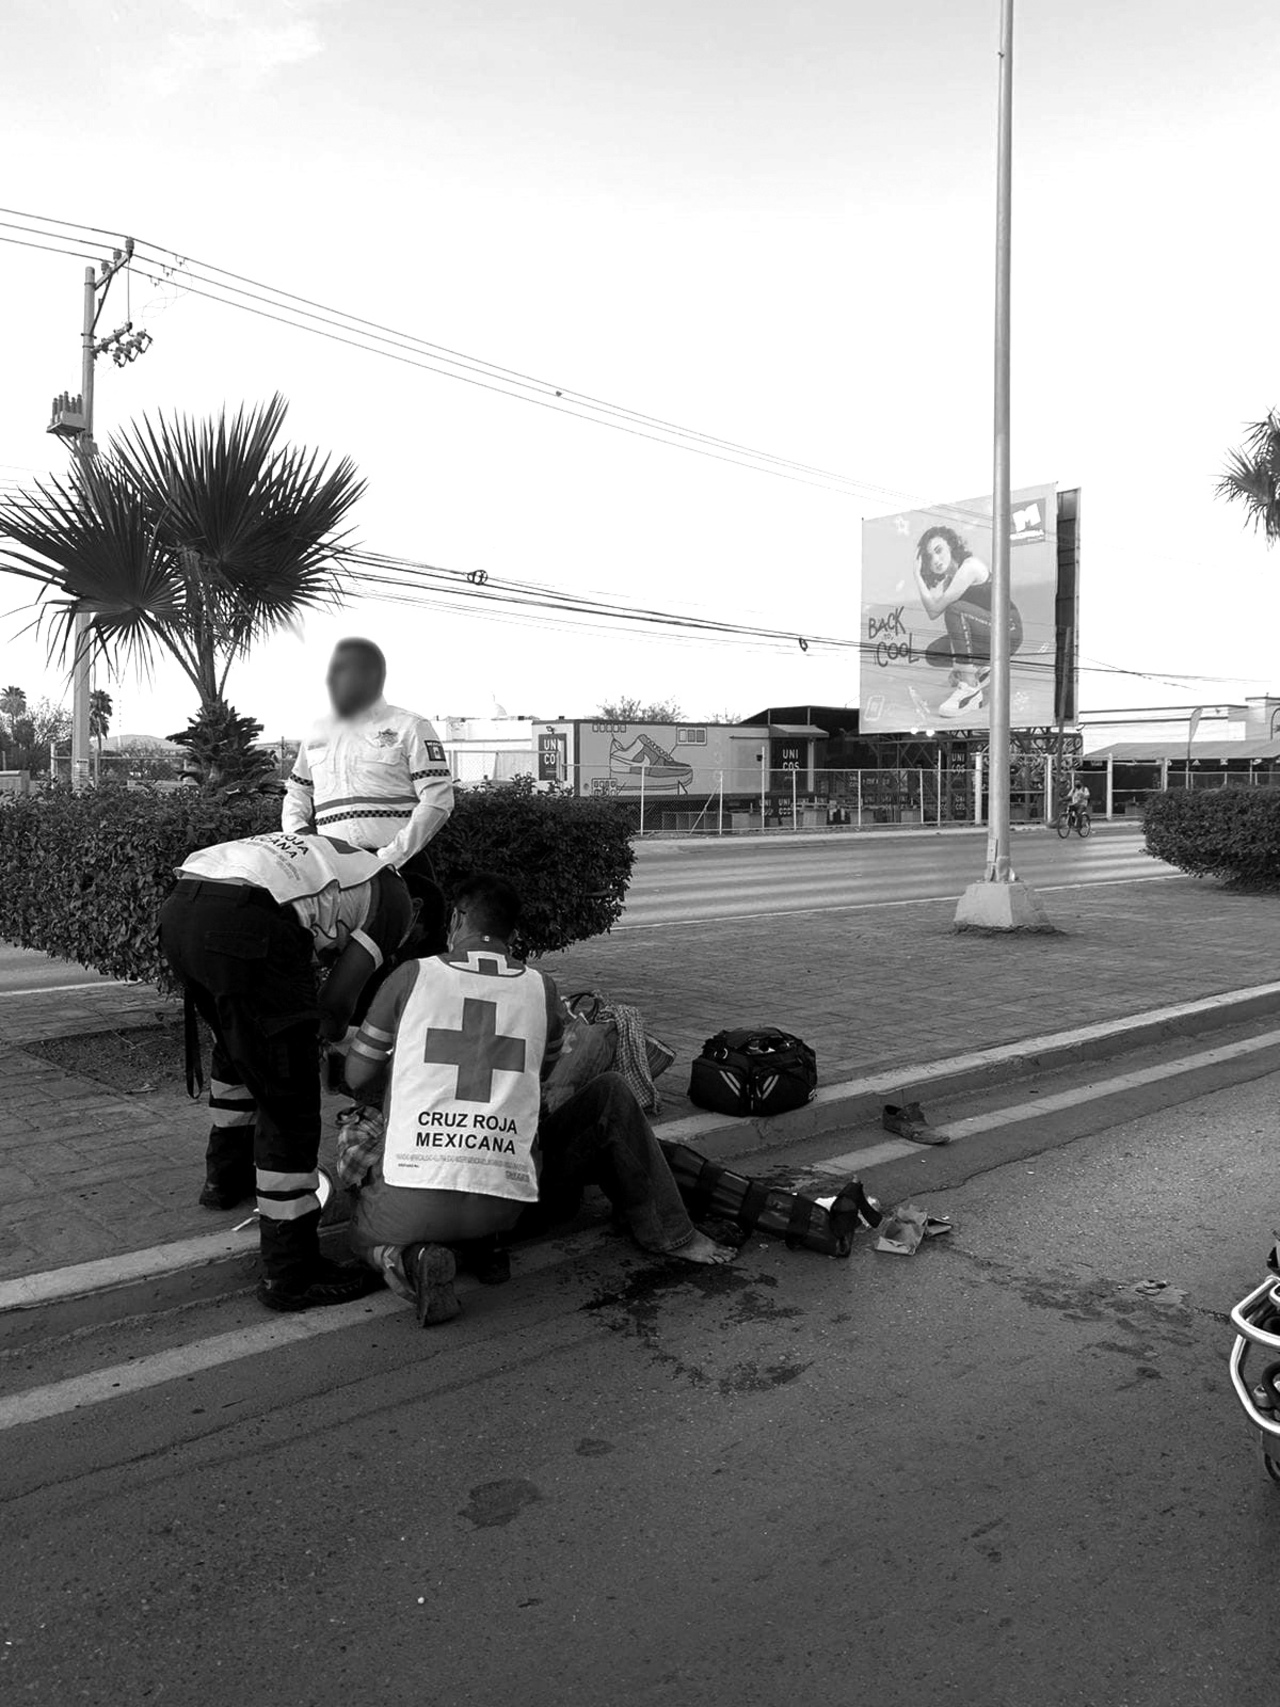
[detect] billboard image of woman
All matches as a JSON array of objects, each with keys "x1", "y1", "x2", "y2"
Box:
[
  {"x1": 859, "y1": 485, "x2": 1058, "y2": 733},
  {"x1": 914, "y1": 522, "x2": 1023, "y2": 719}
]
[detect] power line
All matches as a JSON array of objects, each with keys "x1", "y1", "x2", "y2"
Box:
[{"x1": 0, "y1": 208, "x2": 996, "y2": 516}]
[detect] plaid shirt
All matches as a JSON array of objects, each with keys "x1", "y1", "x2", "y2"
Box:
[{"x1": 334, "y1": 1104, "x2": 387, "y2": 1188}]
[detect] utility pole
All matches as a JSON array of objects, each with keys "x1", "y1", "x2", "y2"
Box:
[
  {"x1": 955, "y1": 0, "x2": 1050, "y2": 932},
  {"x1": 47, "y1": 240, "x2": 149, "y2": 789}
]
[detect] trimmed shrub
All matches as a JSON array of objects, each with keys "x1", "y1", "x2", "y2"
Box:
[
  {"x1": 1142, "y1": 786, "x2": 1280, "y2": 888},
  {"x1": 0, "y1": 778, "x2": 634, "y2": 984}
]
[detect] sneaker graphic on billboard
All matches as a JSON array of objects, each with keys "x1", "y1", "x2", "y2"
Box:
[
  {"x1": 938, "y1": 671, "x2": 989, "y2": 719},
  {"x1": 609, "y1": 732, "x2": 694, "y2": 793}
]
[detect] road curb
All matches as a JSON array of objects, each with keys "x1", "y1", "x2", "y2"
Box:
[{"x1": 4, "y1": 977, "x2": 1278, "y2": 1344}]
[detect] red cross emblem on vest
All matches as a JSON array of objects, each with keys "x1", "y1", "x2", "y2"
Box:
[{"x1": 423, "y1": 998, "x2": 526, "y2": 1103}]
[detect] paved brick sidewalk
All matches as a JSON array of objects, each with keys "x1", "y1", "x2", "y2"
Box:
[{"x1": 2, "y1": 873, "x2": 1278, "y2": 1284}]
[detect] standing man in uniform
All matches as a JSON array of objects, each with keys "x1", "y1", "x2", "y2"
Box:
[
  {"x1": 159, "y1": 831, "x2": 412, "y2": 1312},
  {"x1": 283, "y1": 639, "x2": 455, "y2": 950}
]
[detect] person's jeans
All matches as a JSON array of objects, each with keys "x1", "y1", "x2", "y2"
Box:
[
  {"x1": 925, "y1": 598, "x2": 1023, "y2": 670},
  {"x1": 527, "y1": 1073, "x2": 697, "y2": 1255}
]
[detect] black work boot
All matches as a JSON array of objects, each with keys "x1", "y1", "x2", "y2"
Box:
[{"x1": 256, "y1": 1257, "x2": 382, "y2": 1313}]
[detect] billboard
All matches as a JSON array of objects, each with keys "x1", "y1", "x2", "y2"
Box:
[
  {"x1": 551, "y1": 721, "x2": 765, "y2": 798},
  {"x1": 860, "y1": 484, "x2": 1059, "y2": 733}
]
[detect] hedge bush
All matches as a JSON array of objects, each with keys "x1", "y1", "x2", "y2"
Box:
[
  {"x1": 1142, "y1": 786, "x2": 1280, "y2": 888},
  {"x1": 0, "y1": 778, "x2": 635, "y2": 984}
]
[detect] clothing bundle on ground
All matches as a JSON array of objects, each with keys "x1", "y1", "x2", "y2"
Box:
[
  {"x1": 542, "y1": 990, "x2": 674, "y2": 1115},
  {"x1": 687, "y1": 1028, "x2": 817, "y2": 1118}
]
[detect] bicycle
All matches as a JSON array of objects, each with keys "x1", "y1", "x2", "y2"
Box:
[{"x1": 1055, "y1": 803, "x2": 1092, "y2": 839}]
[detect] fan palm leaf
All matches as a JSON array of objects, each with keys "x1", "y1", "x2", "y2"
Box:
[
  {"x1": 0, "y1": 395, "x2": 365, "y2": 708},
  {"x1": 1217, "y1": 412, "x2": 1280, "y2": 544}
]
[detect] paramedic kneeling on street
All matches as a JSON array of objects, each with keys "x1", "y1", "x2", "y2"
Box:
[{"x1": 341, "y1": 873, "x2": 734, "y2": 1326}]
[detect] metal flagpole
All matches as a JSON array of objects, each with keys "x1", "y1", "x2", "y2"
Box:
[
  {"x1": 954, "y1": 0, "x2": 1049, "y2": 932},
  {"x1": 986, "y1": 0, "x2": 1014, "y2": 884}
]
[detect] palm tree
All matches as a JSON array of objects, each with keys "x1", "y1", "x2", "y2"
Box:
[
  {"x1": 1218, "y1": 412, "x2": 1280, "y2": 544},
  {"x1": 0, "y1": 685, "x2": 26, "y2": 733},
  {"x1": 89, "y1": 687, "x2": 112, "y2": 781},
  {"x1": 0, "y1": 395, "x2": 364, "y2": 777}
]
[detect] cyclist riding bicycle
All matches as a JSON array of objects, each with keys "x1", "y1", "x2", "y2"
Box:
[{"x1": 1066, "y1": 782, "x2": 1091, "y2": 828}]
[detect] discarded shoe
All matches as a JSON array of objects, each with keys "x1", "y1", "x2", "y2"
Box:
[
  {"x1": 408, "y1": 1242, "x2": 461, "y2": 1328},
  {"x1": 882, "y1": 1100, "x2": 950, "y2": 1147}
]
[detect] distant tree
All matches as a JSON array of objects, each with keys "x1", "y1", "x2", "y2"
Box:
[
  {"x1": 90, "y1": 687, "x2": 113, "y2": 779},
  {"x1": 597, "y1": 696, "x2": 684, "y2": 722},
  {"x1": 0, "y1": 685, "x2": 26, "y2": 730},
  {"x1": 1218, "y1": 412, "x2": 1280, "y2": 544},
  {"x1": 710, "y1": 707, "x2": 741, "y2": 724},
  {"x1": 28, "y1": 697, "x2": 72, "y2": 752}
]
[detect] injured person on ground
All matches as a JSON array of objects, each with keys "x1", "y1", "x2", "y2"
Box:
[{"x1": 338, "y1": 872, "x2": 883, "y2": 1327}]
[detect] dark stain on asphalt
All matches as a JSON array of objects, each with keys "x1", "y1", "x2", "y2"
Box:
[
  {"x1": 717, "y1": 1359, "x2": 811, "y2": 1396},
  {"x1": 458, "y1": 1479, "x2": 544, "y2": 1529},
  {"x1": 580, "y1": 1260, "x2": 790, "y2": 1388},
  {"x1": 575, "y1": 1438, "x2": 615, "y2": 1457}
]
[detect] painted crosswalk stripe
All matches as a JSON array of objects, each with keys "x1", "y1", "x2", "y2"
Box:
[
  {"x1": 614, "y1": 872, "x2": 1177, "y2": 931},
  {"x1": 813, "y1": 1027, "x2": 1280, "y2": 1175}
]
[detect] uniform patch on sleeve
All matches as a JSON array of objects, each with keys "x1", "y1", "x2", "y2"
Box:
[{"x1": 426, "y1": 741, "x2": 446, "y2": 763}]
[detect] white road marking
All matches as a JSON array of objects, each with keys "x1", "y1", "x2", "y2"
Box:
[
  {"x1": 0, "y1": 1294, "x2": 403, "y2": 1430},
  {"x1": 0, "y1": 1226, "x2": 257, "y2": 1313},
  {"x1": 0, "y1": 1231, "x2": 609, "y2": 1432},
  {"x1": 0, "y1": 979, "x2": 127, "y2": 998},
  {"x1": 614, "y1": 872, "x2": 1176, "y2": 931},
  {"x1": 814, "y1": 1027, "x2": 1280, "y2": 1175},
  {"x1": 655, "y1": 978, "x2": 1280, "y2": 1145}
]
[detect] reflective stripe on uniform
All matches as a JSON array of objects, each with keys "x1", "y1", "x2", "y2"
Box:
[
  {"x1": 256, "y1": 1168, "x2": 319, "y2": 1193},
  {"x1": 256, "y1": 1191, "x2": 321, "y2": 1222},
  {"x1": 315, "y1": 794, "x2": 419, "y2": 813},
  {"x1": 210, "y1": 1080, "x2": 256, "y2": 1127},
  {"x1": 350, "y1": 1036, "x2": 390, "y2": 1061},
  {"x1": 360, "y1": 1021, "x2": 394, "y2": 1043}
]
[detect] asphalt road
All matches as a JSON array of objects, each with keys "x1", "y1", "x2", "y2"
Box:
[
  {"x1": 620, "y1": 824, "x2": 1162, "y2": 928},
  {"x1": 3, "y1": 1022, "x2": 1277, "y2": 1707}
]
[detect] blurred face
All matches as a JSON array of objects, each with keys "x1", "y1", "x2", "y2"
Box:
[
  {"x1": 926, "y1": 536, "x2": 953, "y2": 576},
  {"x1": 327, "y1": 647, "x2": 382, "y2": 717}
]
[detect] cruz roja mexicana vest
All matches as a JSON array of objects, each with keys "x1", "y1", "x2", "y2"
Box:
[{"x1": 382, "y1": 950, "x2": 548, "y2": 1202}]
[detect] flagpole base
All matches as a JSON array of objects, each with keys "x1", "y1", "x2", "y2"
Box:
[{"x1": 954, "y1": 878, "x2": 1054, "y2": 934}]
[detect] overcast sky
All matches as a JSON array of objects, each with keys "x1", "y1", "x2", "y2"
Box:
[{"x1": 3, "y1": 0, "x2": 1278, "y2": 738}]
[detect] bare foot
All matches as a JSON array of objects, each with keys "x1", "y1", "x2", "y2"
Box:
[{"x1": 670, "y1": 1230, "x2": 737, "y2": 1266}]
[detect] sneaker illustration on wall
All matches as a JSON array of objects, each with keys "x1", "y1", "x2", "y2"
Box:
[{"x1": 609, "y1": 732, "x2": 694, "y2": 793}]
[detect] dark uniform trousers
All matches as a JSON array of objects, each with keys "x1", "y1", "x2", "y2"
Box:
[{"x1": 159, "y1": 879, "x2": 324, "y2": 1286}]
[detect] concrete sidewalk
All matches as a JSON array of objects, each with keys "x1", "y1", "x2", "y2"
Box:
[{"x1": 2, "y1": 872, "x2": 1278, "y2": 1285}]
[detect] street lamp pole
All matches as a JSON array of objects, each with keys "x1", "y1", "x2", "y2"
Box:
[
  {"x1": 48, "y1": 241, "x2": 143, "y2": 789},
  {"x1": 954, "y1": 0, "x2": 1050, "y2": 932},
  {"x1": 986, "y1": 0, "x2": 1014, "y2": 886}
]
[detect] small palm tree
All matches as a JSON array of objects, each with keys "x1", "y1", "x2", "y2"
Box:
[
  {"x1": 0, "y1": 395, "x2": 364, "y2": 779},
  {"x1": 1218, "y1": 412, "x2": 1280, "y2": 544},
  {"x1": 0, "y1": 685, "x2": 26, "y2": 732},
  {"x1": 89, "y1": 687, "x2": 112, "y2": 780}
]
